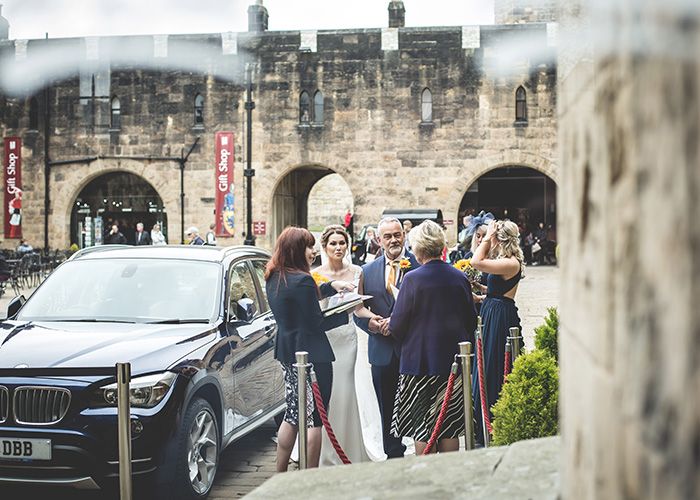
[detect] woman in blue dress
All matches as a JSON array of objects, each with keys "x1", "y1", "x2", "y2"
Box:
[{"x1": 469, "y1": 219, "x2": 523, "y2": 446}]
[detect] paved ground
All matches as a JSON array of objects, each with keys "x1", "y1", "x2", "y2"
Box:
[{"x1": 1, "y1": 264, "x2": 559, "y2": 499}]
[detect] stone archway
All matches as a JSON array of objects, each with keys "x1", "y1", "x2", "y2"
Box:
[
  {"x1": 51, "y1": 158, "x2": 179, "y2": 248},
  {"x1": 269, "y1": 163, "x2": 353, "y2": 241}
]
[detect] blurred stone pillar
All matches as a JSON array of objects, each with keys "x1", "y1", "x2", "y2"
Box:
[{"x1": 558, "y1": 1, "x2": 700, "y2": 498}]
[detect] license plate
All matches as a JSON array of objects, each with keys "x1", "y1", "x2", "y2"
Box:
[{"x1": 0, "y1": 439, "x2": 51, "y2": 460}]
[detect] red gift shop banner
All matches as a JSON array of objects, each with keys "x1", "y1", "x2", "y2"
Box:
[
  {"x1": 4, "y1": 137, "x2": 21, "y2": 239},
  {"x1": 215, "y1": 132, "x2": 234, "y2": 237}
]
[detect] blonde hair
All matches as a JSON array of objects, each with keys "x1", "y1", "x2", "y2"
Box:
[
  {"x1": 493, "y1": 220, "x2": 524, "y2": 266},
  {"x1": 410, "y1": 220, "x2": 445, "y2": 260}
]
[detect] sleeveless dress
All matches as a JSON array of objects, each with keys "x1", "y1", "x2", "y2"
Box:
[
  {"x1": 320, "y1": 268, "x2": 386, "y2": 465},
  {"x1": 472, "y1": 265, "x2": 522, "y2": 445}
]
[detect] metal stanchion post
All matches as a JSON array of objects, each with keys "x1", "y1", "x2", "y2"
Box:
[
  {"x1": 509, "y1": 327, "x2": 521, "y2": 362},
  {"x1": 117, "y1": 362, "x2": 132, "y2": 500},
  {"x1": 457, "y1": 341, "x2": 474, "y2": 451},
  {"x1": 293, "y1": 351, "x2": 310, "y2": 470},
  {"x1": 475, "y1": 324, "x2": 490, "y2": 448}
]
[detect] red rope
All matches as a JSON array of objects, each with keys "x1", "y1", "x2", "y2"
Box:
[
  {"x1": 311, "y1": 380, "x2": 351, "y2": 464},
  {"x1": 476, "y1": 337, "x2": 493, "y2": 434},
  {"x1": 422, "y1": 371, "x2": 457, "y2": 455},
  {"x1": 503, "y1": 349, "x2": 512, "y2": 385}
]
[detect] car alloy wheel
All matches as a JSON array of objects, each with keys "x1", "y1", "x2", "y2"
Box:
[{"x1": 186, "y1": 401, "x2": 219, "y2": 495}]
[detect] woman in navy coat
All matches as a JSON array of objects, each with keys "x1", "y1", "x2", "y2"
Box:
[
  {"x1": 265, "y1": 226, "x2": 353, "y2": 471},
  {"x1": 388, "y1": 220, "x2": 478, "y2": 455}
]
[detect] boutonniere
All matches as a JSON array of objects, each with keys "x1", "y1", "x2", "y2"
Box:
[
  {"x1": 399, "y1": 259, "x2": 411, "y2": 271},
  {"x1": 311, "y1": 271, "x2": 329, "y2": 285}
]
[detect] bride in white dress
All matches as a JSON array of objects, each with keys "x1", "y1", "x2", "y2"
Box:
[{"x1": 316, "y1": 224, "x2": 386, "y2": 465}]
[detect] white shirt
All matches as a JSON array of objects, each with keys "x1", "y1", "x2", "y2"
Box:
[{"x1": 384, "y1": 249, "x2": 407, "y2": 290}]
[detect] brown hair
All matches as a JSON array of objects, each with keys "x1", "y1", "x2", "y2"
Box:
[
  {"x1": 265, "y1": 227, "x2": 319, "y2": 295},
  {"x1": 320, "y1": 224, "x2": 349, "y2": 249}
]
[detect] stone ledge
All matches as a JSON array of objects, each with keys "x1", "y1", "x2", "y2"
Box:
[{"x1": 243, "y1": 436, "x2": 560, "y2": 500}]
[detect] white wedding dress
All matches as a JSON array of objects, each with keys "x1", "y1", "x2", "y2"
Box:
[{"x1": 319, "y1": 268, "x2": 386, "y2": 466}]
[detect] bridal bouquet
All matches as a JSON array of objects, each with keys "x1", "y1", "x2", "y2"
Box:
[
  {"x1": 453, "y1": 259, "x2": 482, "y2": 293},
  {"x1": 312, "y1": 271, "x2": 329, "y2": 285}
]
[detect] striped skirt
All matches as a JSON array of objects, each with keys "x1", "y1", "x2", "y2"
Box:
[{"x1": 391, "y1": 373, "x2": 465, "y2": 443}]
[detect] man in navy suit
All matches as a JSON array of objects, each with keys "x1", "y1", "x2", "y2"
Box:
[{"x1": 355, "y1": 217, "x2": 420, "y2": 458}]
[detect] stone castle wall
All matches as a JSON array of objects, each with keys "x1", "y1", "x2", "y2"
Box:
[
  {"x1": 0, "y1": 22, "x2": 558, "y2": 250},
  {"x1": 558, "y1": 1, "x2": 700, "y2": 498}
]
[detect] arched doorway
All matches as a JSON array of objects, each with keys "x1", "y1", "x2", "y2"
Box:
[
  {"x1": 459, "y1": 165, "x2": 557, "y2": 233},
  {"x1": 272, "y1": 165, "x2": 353, "y2": 240},
  {"x1": 71, "y1": 172, "x2": 167, "y2": 247}
]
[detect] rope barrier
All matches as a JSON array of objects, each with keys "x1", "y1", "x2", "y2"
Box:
[
  {"x1": 310, "y1": 369, "x2": 351, "y2": 465},
  {"x1": 476, "y1": 336, "x2": 493, "y2": 435},
  {"x1": 503, "y1": 341, "x2": 512, "y2": 385},
  {"x1": 422, "y1": 362, "x2": 459, "y2": 455}
]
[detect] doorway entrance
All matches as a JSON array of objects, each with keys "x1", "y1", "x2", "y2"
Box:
[{"x1": 71, "y1": 172, "x2": 167, "y2": 247}]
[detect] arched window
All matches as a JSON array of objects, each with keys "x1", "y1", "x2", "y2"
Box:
[
  {"x1": 194, "y1": 94, "x2": 204, "y2": 125},
  {"x1": 313, "y1": 91, "x2": 324, "y2": 124},
  {"x1": 515, "y1": 86, "x2": 527, "y2": 122},
  {"x1": 299, "y1": 91, "x2": 311, "y2": 124},
  {"x1": 421, "y1": 88, "x2": 433, "y2": 123},
  {"x1": 29, "y1": 97, "x2": 38, "y2": 130},
  {"x1": 110, "y1": 96, "x2": 120, "y2": 129}
]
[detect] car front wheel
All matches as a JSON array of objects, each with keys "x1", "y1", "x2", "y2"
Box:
[{"x1": 157, "y1": 397, "x2": 220, "y2": 500}]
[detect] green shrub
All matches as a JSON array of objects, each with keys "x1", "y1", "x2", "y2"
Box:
[
  {"x1": 534, "y1": 307, "x2": 558, "y2": 361},
  {"x1": 491, "y1": 349, "x2": 559, "y2": 446}
]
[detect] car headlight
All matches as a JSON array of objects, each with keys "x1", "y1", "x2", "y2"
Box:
[{"x1": 91, "y1": 372, "x2": 177, "y2": 408}]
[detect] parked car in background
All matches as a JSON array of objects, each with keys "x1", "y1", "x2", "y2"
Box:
[{"x1": 0, "y1": 245, "x2": 284, "y2": 500}]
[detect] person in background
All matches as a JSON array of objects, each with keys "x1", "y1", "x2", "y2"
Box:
[
  {"x1": 104, "y1": 224, "x2": 127, "y2": 245},
  {"x1": 186, "y1": 227, "x2": 204, "y2": 245},
  {"x1": 17, "y1": 239, "x2": 33, "y2": 254},
  {"x1": 264, "y1": 226, "x2": 355, "y2": 471},
  {"x1": 532, "y1": 221, "x2": 549, "y2": 265},
  {"x1": 362, "y1": 227, "x2": 381, "y2": 263},
  {"x1": 402, "y1": 220, "x2": 413, "y2": 252},
  {"x1": 469, "y1": 220, "x2": 524, "y2": 447},
  {"x1": 134, "y1": 222, "x2": 152, "y2": 246},
  {"x1": 388, "y1": 220, "x2": 477, "y2": 454},
  {"x1": 206, "y1": 223, "x2": 217, "y2": 246},
  {"x1": 151, "y1": 223, "x2": 167, "y2": 246},
  {"x1": 344, "y1": 209, "x2": 354, "y2": 242}
]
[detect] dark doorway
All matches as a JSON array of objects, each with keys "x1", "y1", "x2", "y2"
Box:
[
  {"x1": 71, "y1": 172, "x2": 167, "y2": 248},
  {"x1": 459, "y1": 166, "x2": 557, "y2": 234}
]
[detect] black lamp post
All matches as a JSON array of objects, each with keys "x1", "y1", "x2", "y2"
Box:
[{"x1": 244, "y1": 63, "x2": 256, "y2": 246}]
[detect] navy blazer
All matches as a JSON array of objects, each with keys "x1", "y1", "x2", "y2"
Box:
[
  {"x1": 354, "y1": 252, "x2": 420, "y2": 366},
  {"x1": 389, "y1": 259, "x2": 477, "y2": 376},
  {"x1": 266, "y1": 271, "x2": 346, "y2": 364}
]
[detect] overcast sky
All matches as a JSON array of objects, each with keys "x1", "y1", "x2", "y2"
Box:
[{"x1": 2, "y1": 0, "x2": 495, "y2": 40}]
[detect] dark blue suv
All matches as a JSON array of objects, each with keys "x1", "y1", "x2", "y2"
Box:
[{"x1": 0, "y1": 245, "x2": 284, "y2": 499}]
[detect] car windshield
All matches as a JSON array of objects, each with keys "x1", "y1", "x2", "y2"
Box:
[{"x1": 16, "y1": 258, "x2": 221, "y2": 323}]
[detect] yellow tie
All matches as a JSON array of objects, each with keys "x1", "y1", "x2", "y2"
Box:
[{"x1": 387, "y1": 262, "x2": 396, "y2": 293}]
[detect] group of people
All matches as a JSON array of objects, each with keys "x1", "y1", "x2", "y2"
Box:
[
  {"x1": 104, "y1": 222, "x2": 167, "y2": 246},
  {"x1": 265, "y1": 213, "x2": 524, "y2": 471}
]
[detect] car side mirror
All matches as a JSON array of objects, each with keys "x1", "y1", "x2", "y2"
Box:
[
  {"x1": 236, "y1": 298, "x2": 256, "y2": 323},
  {"x1": 7, "y1": 295, "x2": 26, "y2": 320}
]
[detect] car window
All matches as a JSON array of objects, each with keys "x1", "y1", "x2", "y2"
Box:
[
  {"x1": 16, "y1": 259, "x2": 220, "y2": 322},
  {"x1": 228, "y1": 261, "x2": 261, "y2": 321},
  {"x1": 250, "y1": 259, "x2": 269, "y2": 313}
]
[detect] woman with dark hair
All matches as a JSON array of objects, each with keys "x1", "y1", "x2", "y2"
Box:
[
  {"x1": 315, "y1": 224, "x2": 385, "y2": 465},
  {"x1": 265, "y1": 226, "x2": 354, "y2": 472}
]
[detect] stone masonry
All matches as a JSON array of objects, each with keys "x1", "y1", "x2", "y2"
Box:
[{"x1": 0, "y1": 2, "x2": 558, "y2": 250}]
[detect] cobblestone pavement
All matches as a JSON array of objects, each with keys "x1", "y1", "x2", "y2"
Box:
[{"x1": 0, "y1": 265, "x2": 559, "y2": 499}]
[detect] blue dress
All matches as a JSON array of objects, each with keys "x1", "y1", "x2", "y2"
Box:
[{"x1": 472, "y1": 265, "x2": 521, "y2": 444}]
